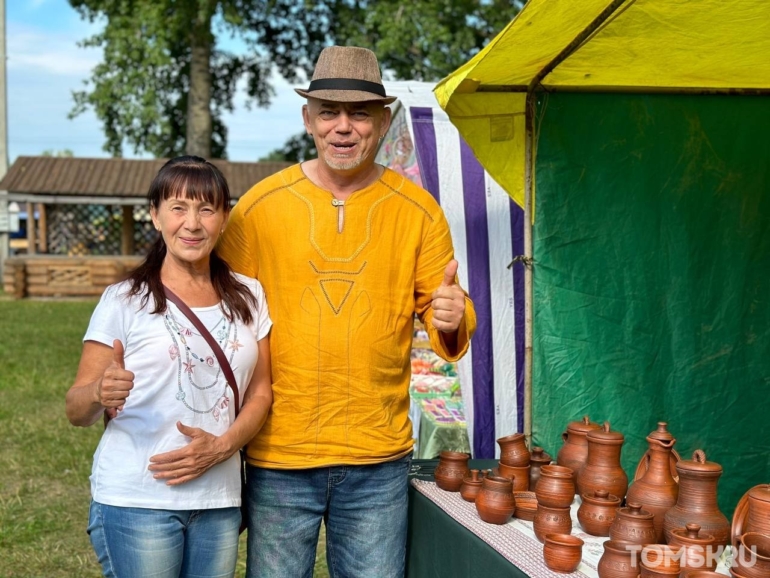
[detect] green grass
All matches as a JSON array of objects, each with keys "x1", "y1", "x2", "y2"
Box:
[{"x1": 0, "y1": 300, "x2": 329, "y2": 577}]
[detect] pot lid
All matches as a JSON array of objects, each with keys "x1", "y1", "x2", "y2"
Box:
[
  {"x1": 566, "y1": 415, "x2": 602, "y2": 434},
  {"x1": 582, "y1": 489, "x2": 621, "y2": 505},
  {"x1": 648, "y1": 421, "x2": 675, "y2": 442},
  {"x1": 670, "y1": 523, "x2": 715, "y2": 544},
  {"x1": 618, "y1": 502, "x2": 654, "y2": 519},
  {"x1": 748, "y1": 484, "x2": 770, "y2": 503},
  {"x1": 676, "y1": 449, "x2": 723, "y2": 473},
  {"x1": 586, "y1": 421, "x2": 625, "y2": 443}
]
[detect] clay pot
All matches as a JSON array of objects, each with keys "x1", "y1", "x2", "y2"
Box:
[
  {"x1": 533, "y1": 504, "x2": 572, "y2": 543},
  {"x1": 496, "y1": 463, "x2": 530, "y2": 492},
  {"x1": 557, "y1": 415, "x2": 602, "y2": 490},
  {"x1": 475, "y1": 475, "x2": 515, "y2": 525},
  {"x1": 577, "y1": 422, "x2": 629, "y2": 502},
  {"x1": 732, "y1": 532, "x2": 770, "y2": 578},
  {"x1": 609, "y1": 502, "x2": 657, "y2": 545},
  {"x1": 497, "y1": 433, "x2": 531, "y2": 467},
  {"x1": 663, "y1": 450, "x2": 730, "y2": 546},
  {"x1": 640, "y1": 544, "x2": 681, "y2": 577},
  {"x1": 543, "y1": 533, "x2": 584, "y2": 573},
  {"x1": 626, "y1": 422, "x2": 679, "y2": 543},
  {"x1": 460, "y1": 469, "x2": 483, "y2": 503},
  {"x1": 535, "y1": 464, "x2": 575, "y2": 509},
  {"x1": 597, "y1": 540, "x2": 642, "y2": 578},
  {"x1": 745, "y1": 485, "x2": 770, "y2": 537},
  {"x1": 529, "y1": 446, "x2": 553, "y2": 491},
  {"x1": 680, "y1": 572, "x2": 727, "y2": 578},
  {"x1": 513, "y1": 491, "x2": 538, "y2": 521},
  {"x1": 578, "y1": 489, "x2": 621, "y2": 536},
  {"x1": 668, "y1": 523, "x2": 719, "y2": 572},
  {"x1": 434, "y1": 451, "x2": 470, "y2": 492}
]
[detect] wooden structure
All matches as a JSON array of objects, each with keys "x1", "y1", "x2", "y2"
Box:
[{"x1": 0, "y1": 156, "x2": 290, "y2": 298}]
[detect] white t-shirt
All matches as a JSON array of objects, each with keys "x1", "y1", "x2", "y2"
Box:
[{"x1": 84, "y1": 274, "x2": 271, "y2": 510}]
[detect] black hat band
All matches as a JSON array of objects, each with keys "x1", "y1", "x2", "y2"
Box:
[{"x1": 307, "y1": 78, "x2": 386, "y2": 97}]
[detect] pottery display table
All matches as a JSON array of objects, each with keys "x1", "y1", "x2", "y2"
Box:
[{"x1": 406, "y1": 459, "x2": 732, "y2": 578}]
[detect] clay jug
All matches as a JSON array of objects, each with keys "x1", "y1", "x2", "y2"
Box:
[
  {"x1": 576, "y1": 422, "x2": 628, "y2": 501},
  {"x1": 597, "y1": 540, "x2": 642, "y2": 578},
  {"x1": 557, "y1": 416, "x2": 601, "y2": 489},
  {"x1": 626, "y1": 422, "x2": 679, "y2": 543},
  {"x1": 668, "y1": 523, "x2": 719, "y2": 573},
  {"x1": 663, "y1": 450, "x2": 729, "y2": 546},
  {"x1": 497, "y1": 463, "x2": 530, "y2": 492},
  {"x1": 609, "y1": 502, "x2": 656, "y2": 545},
  {"x1": 745, "y1": 484, "x2": 770, "y2": 537},
  {"x1": 578, "y1": 489, "x2": 621, "y2": 537},
  {"x1": 460, "y1": 469, "x2": 483, "y2": 503},
  {"x1": 533, "y1": 504, "x2": 572, "y2": 543},
  {"x1": 434, "y1": 451, "x2": 470, "y2": 492},
  {"x1": 475, "y1": 475, "x2": 516, "y2": 525},
  {"x1": 535, "y1": 464, "x2": 575, "y2": 509},
  {"x1": 529, "y1": 446, "x2": 553, "y2": 491},
  {"x1": 497, "y1": 432, "x2": 531, "y2": 467}
]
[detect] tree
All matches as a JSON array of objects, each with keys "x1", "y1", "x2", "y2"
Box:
[{"x1": 69, "y1": 0, "x2": 341, "y2": 158}]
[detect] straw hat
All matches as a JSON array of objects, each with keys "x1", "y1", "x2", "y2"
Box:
[{"x1": 295, "y1": 46, "x2": 396, "y2": 104}]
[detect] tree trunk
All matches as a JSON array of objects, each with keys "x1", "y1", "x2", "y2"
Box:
[{"x1": 186, "y1": 2, "x2": 214, "y2": 158}]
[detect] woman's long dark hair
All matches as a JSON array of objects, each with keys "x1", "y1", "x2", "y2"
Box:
[{"x1": 126, "y1": 155, "x2": 257, "y2": 324}]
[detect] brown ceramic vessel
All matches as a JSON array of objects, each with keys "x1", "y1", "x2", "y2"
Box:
[
  {"x1": 543, "y1": 533, "x2": 584, "y2": 573},
  {"x1": 434, "y1": 451, "x2": 470, "y2": 492},
  {"x1": 578, "y1": 489, "x2": 621, "y2": 537},
  {"x1": 732, "y1": 532, "x2": 770, "y2": 578},
  {"x1": 475, "y1": 475, "x2": 515, "y2": 525},
  {"x1": 533, "y1": 504, "x2": 572, "y2": 543},
  {"x1": 460, "y1": 469, "x2": 482, "y2": 502},
  {"x1": 535, "y1": 464, "x2": 575, "y2": 509},
  {"x1": 663, "y1": 450, "x2": 729, "y2": 546},
  {"x1": 626, "y1": 422, "x2": 679, "y2": 543},
  {"x1": 513, "y1": 491, "x2": 538, "y2": 521},
  {"x1": 744, "y1": 484, "x2": 770, "y2": 537},
  {"x1": 609, "y1": 502, "x2": 656, "y2": 546},
  {"x1": 496, "y1": 463, "x2": 530, "y2": 492},
  {"x1": 640, "y1": 544, "x2": 681, "y2": 577},
  {"x1": 557, "y1": 415, "x2": 601, "y2": 490},
  {"x1": 681, "y1": 572, "x2": 728, "y2": 578},
  {"x1": 668, "y1": 523, "x2": 719, "y2": 572},
  {"x1": 577, "y1": 422, "x2": 629, "y2": 502},
  {"x1": 497, "y1": 432, "x2": 531, "y2": 467},
  {"x1": 529, "y1": 446, "x2": 553, "y2": 491},
  {"x1": 597, "y1": 540, "x2": 642, "y2": 578}
]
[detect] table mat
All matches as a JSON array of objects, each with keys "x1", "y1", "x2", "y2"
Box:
[
  {"x1": 411, "y1": 480, "x2": 733, "y2": 577},
  {"x1": 411, "y1": 479, "x2": 599, "y2": 578}
]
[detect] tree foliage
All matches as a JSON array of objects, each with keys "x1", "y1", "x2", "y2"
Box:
[{"x1": 69, "y1": 0, "x2": 339, "y2": 158}]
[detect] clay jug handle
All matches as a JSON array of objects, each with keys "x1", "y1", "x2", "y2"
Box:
[
  {"x1": 650, "y1": 437, "x2": 676, "y2": 450},
  {"x1": 562, "y1": 431, "x2": 569, "y2": 443},
  {"x1": 693, "y1": 449, "x2": 706, "y2": 463}
]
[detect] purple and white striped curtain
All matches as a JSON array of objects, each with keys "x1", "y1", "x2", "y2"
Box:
[{"x1": 408, "y1": 105, "x2": 525, "y2": 459}]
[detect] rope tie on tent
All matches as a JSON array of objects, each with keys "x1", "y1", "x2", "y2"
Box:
[{"x1": 507, "y1": 256, "x2": 534, "y2": 269}]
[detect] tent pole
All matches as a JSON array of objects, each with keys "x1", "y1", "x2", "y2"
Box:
[{"x1": 523, "y1": 91, "x2": 535, "y2": 446}]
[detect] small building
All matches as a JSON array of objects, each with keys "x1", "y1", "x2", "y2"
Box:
[{"x1": 0, "y1": 156, "x2": 290, "y2": 298}]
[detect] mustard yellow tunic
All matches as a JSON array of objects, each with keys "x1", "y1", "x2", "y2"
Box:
[{"x1": 218, "y1": 164, "x2": 476, "y2": 468}]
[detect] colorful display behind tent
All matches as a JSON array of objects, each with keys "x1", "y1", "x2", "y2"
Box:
[
  {"x1": 377, "y1": 81, "x2": 525, "y2": 458},
  {"x1": 435, "y1": 0, "x2": 770, "y2": 513}
]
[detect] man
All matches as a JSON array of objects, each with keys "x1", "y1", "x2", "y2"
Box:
[{"x1": 218, "y1": 46, "x2": 476, "y2": 578}]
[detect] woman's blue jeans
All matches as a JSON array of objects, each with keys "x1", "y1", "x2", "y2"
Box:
[
  {"x1": 87, "y1": 501, "x2": 240, "y2": 578},
  {"x1": 244, "y1": 455, "x2": 412, "y2": 578}
]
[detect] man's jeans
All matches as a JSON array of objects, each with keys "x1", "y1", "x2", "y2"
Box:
[
  {"x1": 88, "y1": 501, "x2": 240, "y2": 578},
  {"x1": 245, "y1": 455, "x2": 412, "y2": 578}
]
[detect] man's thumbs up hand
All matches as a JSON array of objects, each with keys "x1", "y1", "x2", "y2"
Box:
[
  {"x1": 97, "y1": 339, "x2": 134, "y2": 411},
  {"x1": 431, "y1": 259, "x2": 466, "y2": 333}
]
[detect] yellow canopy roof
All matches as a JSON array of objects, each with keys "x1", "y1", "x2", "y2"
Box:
[{"x1": 435, "y1": 0, "x2": 770, "y2": 207}]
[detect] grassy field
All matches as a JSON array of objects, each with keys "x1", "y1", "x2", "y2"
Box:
[{"x1": 0, "y1": 299, "x2": 328, "y2": 578}]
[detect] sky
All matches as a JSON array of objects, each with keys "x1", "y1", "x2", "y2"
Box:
[{"x1": 5, "y1": 0, "x2": 304, "y2": 163}]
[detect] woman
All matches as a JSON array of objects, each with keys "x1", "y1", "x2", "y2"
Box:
[{"x1": 65, "y1": 156, "x2": 272, "y2": 577}]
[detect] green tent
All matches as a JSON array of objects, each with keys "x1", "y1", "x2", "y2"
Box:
[{"x1": 435, "y1": 0, "x2": 770, "y2": 515}]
